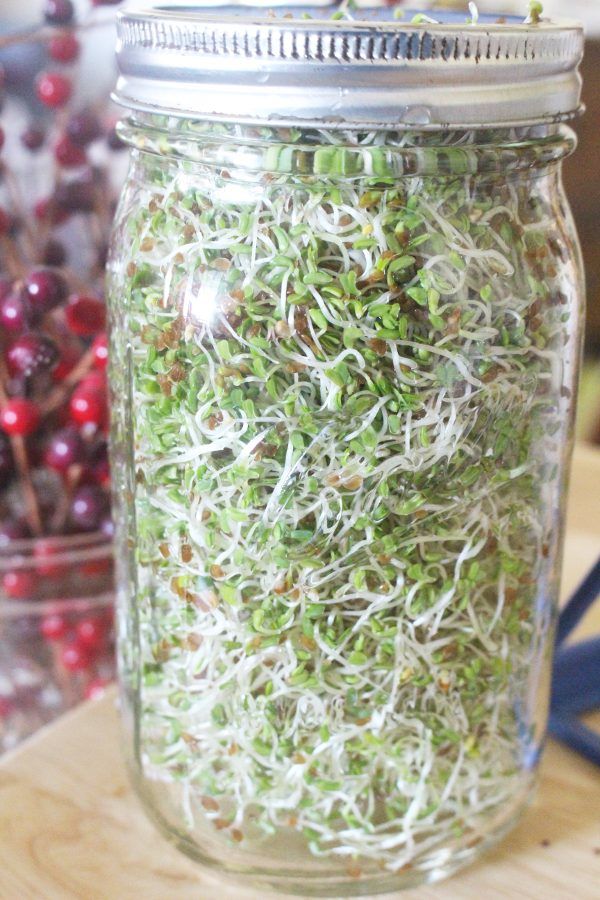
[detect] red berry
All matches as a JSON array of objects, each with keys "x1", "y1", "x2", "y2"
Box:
[
  {"x1": 91, "y1": 458, "x2": 111, "y2": 488},
  {"x1": 107, "y1": 126, "x2": 125, "y2": 151},
  {"x1": 75, "y1": 616, "x2": 106, "y2": 649},
  {"x1": 80, "y1": 371, "x2": 106, "y2": 392},
  {"x1": 81, "y1": 557, "x2": 111, "y2": 577},
  {"x1": 41, "y1": 613, "x2": 68, "y2": 641},
  {"x1": 70, "y1": 387, "x2": 107, "y2": 427},
  {"x1": 0, "y1": 518, "x2": 28, "y2": 545},
  {"x1": 55, "y1": 135, "x2": 87, "y2": 169},
  {"x1": 0, "y1": 207, "x2": 11, "y2": 235},
  {"x1": 48, "y1": 32, "x2": 80, "y2": 64},
  {"x1": 44, "y1": 0, "x2": 74, "y2": 25},
  {"x1": 60, "y1": 641, "x2": 90, "y2": 672},
  {"x1": 0, "y1": 292, "x2": 27, "y2": 333},
  {"x1": 92, "y1": 333, "x2": 109, "y2": 369},
  {"x1": 44, "y1": 427, "x2": 84, "y2": 471},
  {"x1": 34, "y1": 539, "x2": 67, "y2": 578},
  {"x1": 66, "y1": 112, "x2": 102, "y2": 147},
  {"x1": 65, "y1": 295, "x2": 106, "y2": 336},
  {"x1": 70, "y1": 484, "x2": 106, "y2": 531},
  {"x1": 33, "y1": 200, "x2": 48, "y2": 222},
  {"x1": 34, "y1": 197, "x2": 70, "y2": 226},
  {"x1": 83, "y1": 439, "x2": 110, "y2": 487},
  {"x1": 2, "y1": 569, "x2": 36, "y2": 599},
  {"x1": 43, "y1": 239, "x2": 67, "y2": 267},
  {"x1": 36, "y1": 72, "x2": 72, "y2": 109},
  {"x1": 53, "y1": 344, "x2": 80, "y2": 382},
  {"x1": 85, "y1": 678, "x2": 109, "y2": 701},
  {"x1": 0, "y1": 399, "x2": 40, "y2": 436},
  {"x1": 25, "y1": 268, "x2": 69, "y2": 315},
  {"x1": 0, "y1": 696, "x2": 14, "y2": 717},
  {"x1": 21, "y1": 126, "x2": 45, "y2": 152},
  {"x1": 7, "y1": 332, "x2": 59, "y2": 378},
  {"x1": 53, "y1": 179, "x2": 95, "y2": 214}
]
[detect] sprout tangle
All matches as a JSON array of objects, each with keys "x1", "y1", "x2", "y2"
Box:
[{"x1": 107, "y1": 116, "x2": 575, "y2": 878}]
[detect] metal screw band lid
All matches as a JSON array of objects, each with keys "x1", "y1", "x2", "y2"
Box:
[{"x1": 113, "y1": 4, "x2": 585, "y2": 129}]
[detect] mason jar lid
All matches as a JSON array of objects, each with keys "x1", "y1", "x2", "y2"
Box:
[{"x1": 113, "y1": 3, "x2": 584, "y2": 129}]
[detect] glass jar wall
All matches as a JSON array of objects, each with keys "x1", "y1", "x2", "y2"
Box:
[{"x1": 107, "y1": 116, "x2": 584, "y2": 895}]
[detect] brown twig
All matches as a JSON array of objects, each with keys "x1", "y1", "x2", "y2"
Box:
[
  {"x1": 10, "y1": 435, "x2": 43, "y2": 537},
  {"x1": 50, "y1": 463, "x2": 82, "y2": 534},
  {"x1": 1, "y1": 166, "x2": 39, "y2": 261},
  {"x1": 0, "y1": 236, "x2": 27, "y2": 281},
  {"x1": 40, "y1": 346, "x2": 96, "y2": 417}
]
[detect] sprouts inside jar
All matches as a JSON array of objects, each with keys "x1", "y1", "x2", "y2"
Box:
[{"x1": 108, "y1": 120, "x2": 579, "y2": 876}]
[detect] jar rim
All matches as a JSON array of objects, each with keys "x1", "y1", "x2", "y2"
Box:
[{"x1": 114, "y1": 3, "x2": 584, "y2": 130}]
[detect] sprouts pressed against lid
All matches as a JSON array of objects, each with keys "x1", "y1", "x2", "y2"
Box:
[{"x1": 113, "y1": 2, "x2": 584, "y2": 129}]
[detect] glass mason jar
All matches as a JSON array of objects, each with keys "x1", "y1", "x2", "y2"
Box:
[
  {"x1": 108, "y1": 6, "x2": 585, "y2": 896},
  {"x1": 0, "y1": 532, "x2": 114, "y2": 752}
]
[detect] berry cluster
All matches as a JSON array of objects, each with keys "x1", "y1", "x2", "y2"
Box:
[
  {"x1": 41, "y1": 604, "x2": 113, "y2": 677},
  {"x1": 0, "y1": 266, "x2": 111, "y2": 553},
  {"x1": 0, "y1": 0, "x2": 123, "y2": 748},
  {"x1": 0, "y1": 594, "x2": 113, "y2": 749},
  {"x1": 0, "y1": 0, "x2": 124, "y2": 574}
]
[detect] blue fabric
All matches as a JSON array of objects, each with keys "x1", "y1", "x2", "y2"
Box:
[
  {"x1": 556, "y1": 557, "x2": 600, "y2": 646},
  {"x1": 552, "y1": 636, "x2": 600, "y2": 714},
  {"x1": 550, "y1": 557, "x2": 600, "y2": 765}
]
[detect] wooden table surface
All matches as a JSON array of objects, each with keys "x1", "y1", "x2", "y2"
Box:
[{"x1": 1, "y1": 445, "x2": 599, "y2": 900}]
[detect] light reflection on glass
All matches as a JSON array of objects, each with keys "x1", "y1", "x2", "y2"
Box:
[{"x1": 182, "y1": 269, "x2": 223, "y2": 325}]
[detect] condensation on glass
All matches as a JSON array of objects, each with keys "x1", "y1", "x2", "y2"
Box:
[{"x1": 108, "y1": 6, "x2": 585, "y2": 896}]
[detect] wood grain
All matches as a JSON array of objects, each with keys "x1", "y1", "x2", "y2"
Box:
[{"x1": 0, "y1": 445, "x2": 599, "y2": 900}]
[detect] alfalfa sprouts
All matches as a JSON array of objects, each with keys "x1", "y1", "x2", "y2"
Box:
[{"x1": 107, "y1": 117, "x2": 573, "y2": 875}]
